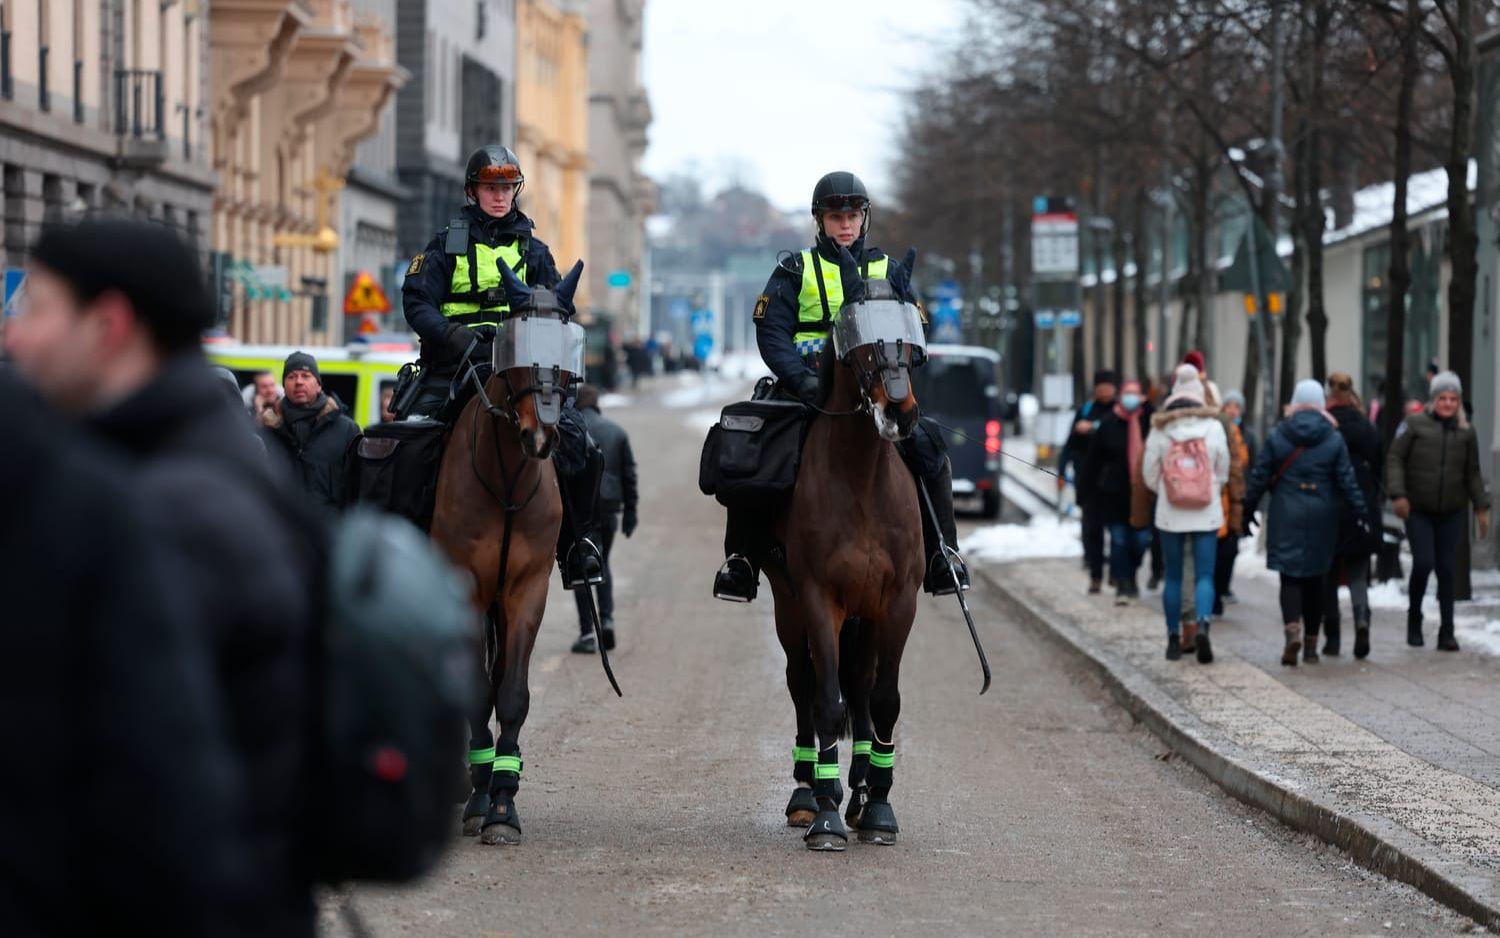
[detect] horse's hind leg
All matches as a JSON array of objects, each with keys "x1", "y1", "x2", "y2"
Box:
[
  {"x1": 802, "y1": 592, "x2": 850, "y2": 851},
  {"x1": 839, "y1": 618, "x2": 876, "y2": 830},
  {"x1": 463, "y1": 604, "x2": 500, "y2": 837},
  {"x1": 782, "y1": 640, "x2": 817, "y2": 827}
]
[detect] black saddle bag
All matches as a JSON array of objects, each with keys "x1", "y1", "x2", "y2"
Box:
[
  {"x1": 699, "y1": 399, "x2": 810, "y2": 509},
  {"x1": 348, "y1": 419, "x2": 448, "y2": 530}
]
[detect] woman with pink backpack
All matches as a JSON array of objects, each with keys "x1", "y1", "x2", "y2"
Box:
[{"x1": 1143, "y1": 364, "x2": 1230, "y2": 663}]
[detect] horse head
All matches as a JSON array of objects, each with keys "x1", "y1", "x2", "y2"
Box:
[
  {"x1": 832, "y1": 246, "x2": 925, "y2": 442},
  {"x1": 495, "y1": 259, "x2": 586, "y2": 459}
]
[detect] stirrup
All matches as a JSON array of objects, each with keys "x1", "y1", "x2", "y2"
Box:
[
  {"x1": 713, "y1": 555, "x2": 758, "y2": 603},
  {"x1": 562, "y1": 537, "x2": 605, "y2": 590},
  {"x1": 924, "y1": 545, "x2": 970, "y2": 596}
]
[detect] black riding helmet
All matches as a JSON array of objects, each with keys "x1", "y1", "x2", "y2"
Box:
[
  {"x1": 464, "y1": 145, "x2": 525, "y2": 200},
  {"x1": 811, "y1": 171, "x2": 870, "y2": 237}
]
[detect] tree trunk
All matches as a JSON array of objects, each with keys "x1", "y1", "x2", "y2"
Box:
[
  {"x1": 1112, "y1": 222, "x2": 1127, "y2": 375},
  {"x1": 1283, "y1": 121, "x2": 1307, "y2": 408},
  {"x1": 1381, "y1": 0, "x2": 1420, "y2": 446},
  {"x1": 1133, "y1": 188, "x2": 1151, "y2": 382},
  {"x1": 1305, "y1": 0, "x2": 1331, "y2": 382},
  {"x1": 1445, "y1": 0, "x2": 1478, "y2": 396}
]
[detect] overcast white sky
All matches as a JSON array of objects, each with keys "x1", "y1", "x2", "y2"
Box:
[{"x1": 641, "y1": 0, "x2": 966, "y2": 214}]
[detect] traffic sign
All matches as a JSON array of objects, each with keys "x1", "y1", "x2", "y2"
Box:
[
  {"x1": 1058, "y1": 310, "x2": 1082, "y2": 328},
  {"x1": 343, "y1": 270, "x2": 391, "y2": 315},
  {"x1": 1035, "y1": 311, "x2": 1056, "y2": 329},
  {"x1": 606, "y1": 270, "x2": 632, "y2": 288}
]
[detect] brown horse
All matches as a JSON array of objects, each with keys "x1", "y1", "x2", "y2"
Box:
[
  {"x1": 429, "y1": 263, "x2": 584, "y2": 846},
  {"x1": 767, "y1": 273, "x2": 928, "y2": 851}
]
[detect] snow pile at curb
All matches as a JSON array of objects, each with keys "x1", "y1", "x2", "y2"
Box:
[{"x1": 962, "y1": 517, "x2": 1082, "y2": 562}]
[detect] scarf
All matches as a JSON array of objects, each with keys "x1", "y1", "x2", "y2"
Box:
[
  {"x1": 1116, "y1": 404, "x2": 1145, "y2": 485},
  {"x1": 281, "y1": 393, "x2": 327, "y2": 448}
]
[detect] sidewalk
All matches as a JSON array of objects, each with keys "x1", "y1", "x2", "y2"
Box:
[{"x1": 980, "y1": 555, "x2": 1500, "y2": 929}]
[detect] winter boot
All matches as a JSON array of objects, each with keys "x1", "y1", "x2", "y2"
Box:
[
  {"x1": 1088, "y1": 577, "x2": 1102, "y2": 595},
  {"x1": 1303, "y1": 624, "x2": 1321, "y2": 664},
  {"x1": 1180, "y1": 620, "x2": 1198, "y2": 654},
  {"x1": 1353, "y1": 606, "x2": 1371, "y2": 660},
  {"x1": 713, "y1": 554, "x2": 759, "y2": 603},
  {"x1": 920, "y1": 461, "x2": 970, "y2": 596},
  {"x1": 1165, "y1": 633, "x2": 1182, "y2": 661},
  {"x1": 558, "y1": 447, "x2": 605, "y2": 590},
  {"x1": 1322, "y1": 620, "x2": 1342, "y2": 657},
  {"x1": 1437, "y1": 625, "x2": 1460, "y2": 652},
  {"x1": 1406, "y1": 609, "x2": 1424, "y2": 647},
  {"x1": 1281, "y1": 625, "x2": 1302, "y2": 667},
  {"x1": 1195, "y1": 620, "x2": 1213, "y2": 664}
]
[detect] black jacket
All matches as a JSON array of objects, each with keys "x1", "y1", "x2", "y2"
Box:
[
  {"x1": 753, "y1": 234, "x2": 917, "y2": 386},
  {"x1": 401, "y1": 204, "x2": 561, "y2": 365},
  {"x1": 1058, "y1": 398, "x2": 1112, "y2": 487},
  {"x1": 1245, "y1": 409, "x2": 1367, "y2": 578},
  {"x1": 0, "y1": 374, "x2": 253, "y2": 937},
  {"x1": 1077, "y1": 406, "x2": 1134, "y2": 526},
  {"x1": 259, "y1": 394, "x2": 362, "y2": 515},
  {"x1": 86, "y1": 353, "x2": 317, "y2": 936},
  {"x1": 1386, "y1": 408, "x2": 1492, "y2": 515},
  {"x1": 1328, "y1": 403, "x2": 1383, "y2": 555},
  {"x1": 580, "y1": 405, "x2": 637, "y2": 513}
]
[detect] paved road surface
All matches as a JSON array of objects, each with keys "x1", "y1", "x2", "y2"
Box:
[{"x1": 336, "y1": 381, "x2": 1477, "y2": 936}]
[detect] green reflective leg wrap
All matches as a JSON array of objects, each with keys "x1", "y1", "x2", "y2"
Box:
[
  {"x1": 489, "y1": 742, "x2": 522, "y2": 796},
  {"x1": 793, "y1": 744, "x2": 816, "y2": 785},
  {"x1": 867, "y1": 741, "x2": 895, "y2": 789},
  {"x1": 814, "y1": 745, "x2": 842, "y2": 802},
  {"x1": 469, "y1": 746, "x2": 497, "y2": 765},
  {"x1": 468, "y1": 740, "x2": 495, "y2": 789}
]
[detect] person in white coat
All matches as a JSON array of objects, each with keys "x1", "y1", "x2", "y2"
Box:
[{"x1": 1143, "y1": 363, "x2": 1230, "y2": 663}]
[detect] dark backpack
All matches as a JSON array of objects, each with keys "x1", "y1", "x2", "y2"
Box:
[
  {"x1": 698, "y1": 399, "x2": 810, "y2": 509},
  {"x1": 347, "y1": 419, "x2": 448, "y2": 530}
]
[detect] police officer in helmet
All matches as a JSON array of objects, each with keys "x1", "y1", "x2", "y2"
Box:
[
  {"x1": 712, "y1": 170, "x2": 970, "y2": 602},
  {"x1": 400, "y1": 144, "x2": 604, "y2": 588}
]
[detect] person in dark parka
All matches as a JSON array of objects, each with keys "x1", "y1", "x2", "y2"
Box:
[
  {"x1": 569, "y1": 384, "x2": 639, "y2": 654},
  {"x1": 0, "y1": 373, "x2": 253, "y2": 937},
  {"x1": 1243, "y1": 379, "x2": 1369, "y2": 667},
  {"x1": 3, "y1": 219, "x2": 319, "y2": 936},
  {"x1": 1321, "y1": 372, "x2": 1383, "y2": 659},
  {"x1": 257, "y1": 350, "x2": 362, "y2": 515},
  {"x1": 1079, "y1": 379, "x2": 1144, "y2": 602}
]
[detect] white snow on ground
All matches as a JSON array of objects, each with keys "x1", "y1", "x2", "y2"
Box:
[
  {"x1": 599, "y1": 392, "x2": 632, "y2": 408},
  {"x1": 683, "y1": 409, "x2": 720, "y2": 433},
  {"x1": 962, "y1": 517, "x2": 1083, "y2": 562},
  {"x1": 660, "y1": 374, "x2": 749, "y2": 408}
]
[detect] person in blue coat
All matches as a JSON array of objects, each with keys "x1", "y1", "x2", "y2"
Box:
[{"x1": 1243, "y1": 379, "x2": 1370, "y2": 668}]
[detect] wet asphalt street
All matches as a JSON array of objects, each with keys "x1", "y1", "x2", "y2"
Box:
[{"x1": 334, "y1": 379, "x2": 1479, "y2": 937}]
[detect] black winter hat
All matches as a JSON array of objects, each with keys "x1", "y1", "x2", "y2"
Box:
[
  {"x1": 1093, "y1": 369, "x2": 1120, "y2": 387},
  {"x1": 29, "y1": 218, "x2": 213, "y2": 352},
  {"x1": 282, "y1": 351, "x2": 321, "y2": 382}
]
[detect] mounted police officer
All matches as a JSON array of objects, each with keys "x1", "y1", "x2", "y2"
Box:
[
  {"x1": 399, "y1": 144, "x2": 603, "y2": 587},
  {"x1": 712, "y1": 171, "x2": 970, "y2": 602}
]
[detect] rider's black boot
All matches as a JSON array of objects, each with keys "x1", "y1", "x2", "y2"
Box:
[
  {"x1": 920, "y1": 460, "x2": 970, "y2": 595},
  {"x1": 714, "y1": 554, "x2": 759, "y2": 602},
  {"x1": 558, "y1": 444, "x2": 605, "y2": 590}
]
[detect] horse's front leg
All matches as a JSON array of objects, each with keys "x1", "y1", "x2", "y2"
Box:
[
  {"x1": 801, "y1": 585, "x2": 850, "y2": 852},
  {"x1": 775, "y1": 608, "x2": 818, "y2": 828},
  {"x1": 859, "y1": 592, "x2": 916, "y2": 846},
  {"x1": 839, "y1": 618, "x2": 877, "y2": 832},
  {"x1": 481, "y1": 567, "x2": 547, "y2": 846},
  {"x1": 463, "y1": 602, "x2": 500, "y2": 837}
]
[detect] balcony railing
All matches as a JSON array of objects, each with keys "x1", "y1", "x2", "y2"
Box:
[{"x1": 114, "y1": 69, "x2": 165, "y2": 140}]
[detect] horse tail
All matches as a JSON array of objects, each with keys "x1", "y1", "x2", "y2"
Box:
[{"x1": 835, "y1": 618, "x2": 863, "y2": 741}]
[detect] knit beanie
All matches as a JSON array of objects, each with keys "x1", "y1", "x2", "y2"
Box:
[
  {"x1": 1290, "y1": 378, "x2": 1325, "y2": 408},
  {"x1": 1165, "y1": 363, "x2": 1205, "y2": 406},
  {"x1": 1430, "y1": 370, "x2": 1463, "y2": 398},
  {"x1": 1222, "y1": 389, "x2": 1246, "y2": 410},
  {"x1": 1182, "y1": 349, "x2": 1206, "y2": 373},
  {"x1": 283, "y1": 350, "x2": 321, "y2": 382}
]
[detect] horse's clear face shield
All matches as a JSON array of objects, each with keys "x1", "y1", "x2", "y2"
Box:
[
  {"x1": 491, "y1": 310, "x2": 586, "y2": 427},
  {"x1": 831, "y1": 296, "x2": 928, "y2": 405}
]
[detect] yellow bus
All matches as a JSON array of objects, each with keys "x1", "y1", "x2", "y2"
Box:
[{"x1": 205, "y1": 340, "x2": 414, "y2": 427}]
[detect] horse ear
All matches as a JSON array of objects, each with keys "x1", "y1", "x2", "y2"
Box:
[
  {"x1": 834, "y1": 245, "x2": 866, "y2": 304},
  {"x1": 556, "y1": 259, "x2": 585, "y2": 304},
  {"x1": 497, "y1": 260, "x2": 533, "y2": 308},
  {"x1": 900, "y1": 247, "x2": 918, "y2": 278}
]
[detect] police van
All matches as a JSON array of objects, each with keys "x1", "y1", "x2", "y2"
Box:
[
  {"x1": 911, "y1": 344, "x2": 1004, "y2": 519},
  {"x1": 206, "y1": 339, "x2": 413, "y2": 427}
]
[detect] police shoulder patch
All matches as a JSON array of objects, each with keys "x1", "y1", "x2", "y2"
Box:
[
  {"x1": 406, "y1": 254, "x2": 424, "y2": 276},
  {"x1": 753, "y1": 295, "x2": 770, "y2": 320}
]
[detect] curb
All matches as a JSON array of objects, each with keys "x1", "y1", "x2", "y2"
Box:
[{"x1": 979, "y1": 564, "x2": 1500, "y2": 930}]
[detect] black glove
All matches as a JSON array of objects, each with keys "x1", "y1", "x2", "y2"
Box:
[
  {"x1": 1354, "y1": 514, "x2": 1373, "y2": 541},
  {"x1": 471, "y1": 323, "x2": 498, "y2": 342},
  {"x1": 444, "y1": 322, "x2": 479, "y2": 357},
  {"x1": 622, "y1": 508, "x2": 638, "y2": 538},
  {"x1": 1241, "y1": 499, "x2": 1259, "y2": 536},
  {"x1": 793, "y1": 373, "x2": 821, "y2": 403}
]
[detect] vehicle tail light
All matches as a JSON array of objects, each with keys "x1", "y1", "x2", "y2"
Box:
[{"x1": 985, "y1": 419, "x2": 1002, "y2": 454}]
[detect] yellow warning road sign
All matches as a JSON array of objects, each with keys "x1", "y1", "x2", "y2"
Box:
[{"x1": 343, "y1": 271, "x2": 392, "y2": 315}]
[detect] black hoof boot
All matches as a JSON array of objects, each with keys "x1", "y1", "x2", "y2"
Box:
[
  {"x1": 462, "y1": 789, "x2": 490, "y2": 837},
  {"x1": 480, "y1": 795, "x2": 522, "y2": 846},
  {"x1": 804, "y1": 809, "x2": 848, "y2": 851},
  {"x1": 562, "y1": 539, "x2": 605, "y2": 590},
  {"x1": 785, "y1": 787, "x2": 817, "y2": 827},
  {"x1": 844, "y1": 785, "x2": 868, "y2": 829},
  {"x1": 856, "y1": 800, "x2": 899, "y2": 845},
  {"x1": 713, "y1": 555, "x2": 758, "y2": 603}
]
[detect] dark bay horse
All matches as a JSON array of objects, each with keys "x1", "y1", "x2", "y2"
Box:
[
  {"x1": 767, "y1": 268, "x2": 928, "y2": 851},
  {"x1": 429, "y1": 262, "x2": 584, "y2": 846}
]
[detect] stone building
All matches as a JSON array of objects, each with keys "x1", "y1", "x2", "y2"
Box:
[
  {"x1": 515, "y1": 0, "x2": 587, "y2": 284},
  {"x1": 0, "y1": 0, "x2": 215, "y2": 273},
  {"x1": 392, "y1": 0, "x2": 516, "y2": 259},
  {"x1": 209, "y1": 0, "x2": 404, "y2": 345},
  {"x1": 585, "y1": 0, "x2": 651, "y2": 333}
]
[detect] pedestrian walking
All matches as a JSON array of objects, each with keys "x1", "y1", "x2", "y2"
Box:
[
  {"x1": 1212, "y1": 392, "x2": 1250, "y2": 615},
  {"x1": 1143, "y1": 364, "x2": 1229, "y2": 663},
  {"x1": 1386, "y1": 371, "x2": 1491, "y2": 651},
  {"x1": 1243, "y1": 379, "x2": 1370, "y2": 667},
  {"x1": 1080, "y1": 378, "x2": 1150, "y2": 604},
  {"x1": 245, "y1": 368, "x2": 281, "y2": 419},
  {"x1": 258, "y1": 351, "x2": 362, "y2": 515},
  {"x1": 1060, "y1": 369, "x2": 1119, "y2": 593},
  {"x1": 570, "y1": 384, "x2": 638, "y2": 654},
  {"x1": 3, "y1": 218, "x2": 320, "y2": 936},
  {"x1": 1322, "y1": 372, "x2": 1383, "y2": 658}
]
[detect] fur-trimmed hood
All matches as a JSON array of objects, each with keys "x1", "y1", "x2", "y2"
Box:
[
  {"x1": 257, "y1": 394, "x2": 340, "y2": 432},
  {"x1": 1150, "y1": 404, "x2": 1219, "y2": 429}
]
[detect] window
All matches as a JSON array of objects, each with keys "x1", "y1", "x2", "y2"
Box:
[{"x1": 41, "y1": 173, "x2": 61, "y2": 223}]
